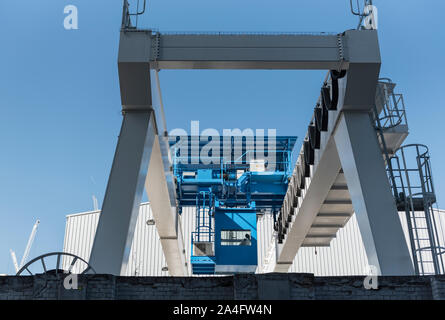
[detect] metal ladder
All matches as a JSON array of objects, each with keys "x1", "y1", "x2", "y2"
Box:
[
  {"x1": 194, "y1": 191, "x2": 214, "y2": 243},
  {"x1": 372, "y1": 79, "x2": 444, "y2": 275},
  {"x1": 389, "y1": 145, "x2": 445, "y2": 275}
]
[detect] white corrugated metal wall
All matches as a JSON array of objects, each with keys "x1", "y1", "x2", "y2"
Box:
[
  {"x1": 63, "y1": 203, "x2": 445, "y2": 276},
  {"x1": 255, "y1": 213, "x2": 369, "y2": 276},
  {"x1": 179, "y1": 207, "x2": 196, "y2": 276},
  {"x1": 63, "y1": 203, "x2": 197, "y2": 276},
  {"x1": 63, "y1": 203, "x2": 169, "y2": 275},
  {"x1": 63, "y1": 210, "x2": 100, "y2": 273},
  {"x1": 289, "y1": 214, "x2": 369, "y2": 275},
  {"x1": 256, "y1": 213, "x2": 275, "y2": 274}
]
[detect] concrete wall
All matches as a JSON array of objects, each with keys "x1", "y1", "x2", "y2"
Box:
[{"x1": 1, "y1": 274, "x2": 445, "y2": 300}]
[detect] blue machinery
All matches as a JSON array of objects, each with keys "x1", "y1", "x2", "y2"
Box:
[{"x1": 170, "y1": 136, "x2": 297, "y2": 274}]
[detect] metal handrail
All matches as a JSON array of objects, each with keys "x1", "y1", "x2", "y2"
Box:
[
  {"x1": 350, "y1": 0, "x2": 373, "y2": 15},
  {"x1": 122, "y1": 0, "x2": 147, "y2": 30},
  {"x1": 374, "y1": 79, "x2": 408, "y2": 131},
  {"x1": 349, "y1": 0, "x2": 374, "y2": 29},
  {"x1": 387, "y1": 143, "x2": 444, "y2": 275},
  {"x1": 129, "y1": 0, "x2": 146, "y2": 16}
]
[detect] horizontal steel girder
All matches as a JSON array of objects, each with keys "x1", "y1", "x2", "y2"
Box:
[{"x1": 118, "y1": 30, "x2": 380, "y2": 71}]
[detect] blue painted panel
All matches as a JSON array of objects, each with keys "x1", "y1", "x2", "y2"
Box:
[
  {"x1": 214, "y1": 207, "x2": 258, "y2": 269},
  {"x1": 191, "y1": 256, "x2": 216, "y2": 274}
]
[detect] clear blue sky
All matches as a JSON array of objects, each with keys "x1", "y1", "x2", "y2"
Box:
[{"x1": 1, "y1": 0, "x2": 444, "y2": 275}]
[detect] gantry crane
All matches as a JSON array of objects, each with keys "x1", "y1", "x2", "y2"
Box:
[{"x1": 88, "y1": 0, "x2": 416, "y2": 276}]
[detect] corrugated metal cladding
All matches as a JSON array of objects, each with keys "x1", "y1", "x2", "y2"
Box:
[
  {"x1": 62, "y1": 210, "x2": 100, "y2": 273},
  {"x1": 255, "y1": 213, "x2": 369, "y2": 276},
  {"x1": 289, "y1": 214, "x2": 369, "y2": 276},
  {"x1": 256, "y1": 213, "x2": 275, "y2": 274},
  {"x1": 63, "y1": 203, "x2": 169, "y2": 275},
  {"x1": 63, "y1": 203, "x2": 445, "y2": 276}
]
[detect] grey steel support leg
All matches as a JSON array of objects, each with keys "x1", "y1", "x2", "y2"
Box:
[
  {"x1": 89, "y1": 111, "x2": 156, "y2": 275},
  {"x1": 145, "y1": 137, "x2": 188, "y2": 276},
  {"x1": 334, "y1": 111, "x2": 414, "y2": 275}
]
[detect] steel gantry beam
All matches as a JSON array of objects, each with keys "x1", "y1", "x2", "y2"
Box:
[
  {"x1": 120, "y1": 30, "x2": 354, "y2": 70},
  {"x1": 119, "y1": 31, "x2": 347, "y2": 70},
  {"x1": 89, "y1": 27, "x2": 414, "y2": 276}
]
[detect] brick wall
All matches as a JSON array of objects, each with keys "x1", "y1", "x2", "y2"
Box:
[
  {"x1": 430, "y1": 275, "x2": 445, "y2": 300},
  {"x1": 314, "y1": 276, "x2": 433, "y2": 300},
  {"x1": 0, "y1": 273, "x2": 444, "y2": 300}
]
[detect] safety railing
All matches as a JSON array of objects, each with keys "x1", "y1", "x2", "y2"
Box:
[
  {"x1": 122, "y1": 0, "x2": 147, "y2": 30},
  {"x1": 374, "y1": 78, "x2": 408, "y2": 130},
  {"x1": 388, "y1": 144, "x2": 445, "y2": 275},
  {"x1": 349, "y1": 0, "x2": 375, "y2": 29},
  {"x1": 225, "y1": 149, "x2": 293, "y2": 174},
  {"x1": 191, "y1": 231, "x2": 215, "y2": 257}
]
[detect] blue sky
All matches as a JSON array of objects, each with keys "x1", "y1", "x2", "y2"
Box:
[{"x1": 0, "y1": 0, "x2": 444, "y2": 274}]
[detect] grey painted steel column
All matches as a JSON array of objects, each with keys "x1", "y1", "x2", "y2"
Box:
[
  {"x1": 117, "y1": 30, "x2": 188, "y2": 275},
  {"x1": 144, "y1": 70, "x2": 188, "y2": 276},
  {"x1": 145, "y1": 138, "x2": 187, "y2": 276},
  {"x1": 334, "y1": 112, "x2": 414, "y2": 275},
  {"x1": 89, "y1": 111, "x2": 156, "y2": 275}
]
